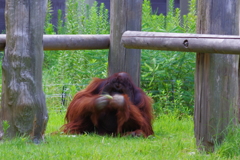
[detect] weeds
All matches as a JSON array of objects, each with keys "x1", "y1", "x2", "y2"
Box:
[
  {"x1": 2, "y1": 121, "x2": 10, "y2": 135},
  {"x1": 141, "y1": 0, "x2": 196, "y2": 116}
]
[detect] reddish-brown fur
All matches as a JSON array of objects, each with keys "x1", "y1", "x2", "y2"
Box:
[{"x1": 62, "y1": 72, "x2": 154, "y2": 137}]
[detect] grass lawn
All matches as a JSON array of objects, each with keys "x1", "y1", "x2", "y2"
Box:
[{"x1": 0, "y1": 111, "x2": 239, "y2": 160}]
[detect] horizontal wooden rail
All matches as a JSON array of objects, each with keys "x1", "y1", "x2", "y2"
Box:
[
  {"x1": 2, "y1": 32, "x2": 240, "y2": 54},
  {"x1": 0, "y1": 34, "x2": 110, "y2": 51},
  {"x1": 121, "y1": 31, "x2": 240, "y2": 54}
]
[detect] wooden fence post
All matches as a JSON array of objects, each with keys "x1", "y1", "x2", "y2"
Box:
[
  {"x1": 0, "y1": 0, "x2": 48, "y2": 143},
  {"x1": 194, "y1": 0, "x2": 239, "y2": 152},
  {"x1": 108, "y1": 0, "x2": 142, "y2": 86}
]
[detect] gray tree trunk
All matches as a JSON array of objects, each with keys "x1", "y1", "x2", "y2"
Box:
[
  {"x1": 108, "y1": 0, "x2": 142, "y2": 86},
  {"x1": 194, "y1": 0, "x2": 239, "y2": 152},
  {"x1": 0, "y1": 0, "x2": 48, "y2": 143}
]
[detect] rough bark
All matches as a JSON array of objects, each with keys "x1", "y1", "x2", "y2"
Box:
[
  {"x1": 0, "y1": 0, "x2": 48, "y2": 143},
  {"x1": 194, "y1": 0, "x2": 239, "y2": 152},
  {"x1": 108, "y1": 0, "x2": 142, "y2": 86}
]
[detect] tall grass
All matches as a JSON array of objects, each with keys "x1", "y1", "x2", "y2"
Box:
[{"x1": 141, "y1": 0, "x2": 196, "y2": 115}]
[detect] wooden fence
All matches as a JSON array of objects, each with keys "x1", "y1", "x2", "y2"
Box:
[
  {"x1": 122, "y1": 31, "x2": 240, "y2": 54},
  {"x1": 0, "y1": 0, "x2": 239, "y2": 152},
  {"x1": 1, "y1": 33, "x2": 240, "y2": 54}
]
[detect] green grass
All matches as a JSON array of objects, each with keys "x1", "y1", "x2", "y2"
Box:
[{"x1": 1, "y1": 111, "x2": 239, "y2": 159}]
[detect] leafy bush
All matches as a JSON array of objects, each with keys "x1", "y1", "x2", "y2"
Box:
[
  {"x1": 141, "y1": 0, "x2": 197, "y2": 115},
  {"x1": 44, "y1": 0, "x2": 60, "y2": 69},
  {"x1": 54, "y1": 0, "x2": 109, "y2": 84}
]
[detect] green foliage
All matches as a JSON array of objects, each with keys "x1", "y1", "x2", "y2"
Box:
[
  {"x1": 51, "y1": 0, "x2": 109, "y2": 84},
  {"x1": 141, "y1": 0, "x2": 197, "y2": 116},
  {"x1": 142, "y1": 0, "x2": 166, "y2": 32},
  {"x1": 42, "y1": 0, "x2": 197, "y2": 116},
  {"x1": 215, "y1": 126, "x2": 240, "y2": 158},
  {"x1": 150, "y1": 80, "x2": 193, "y2": 117},
  {"x1": 64, "y1": 0, "x2": 109, "y2": 34},
  {"x1": 2, "y1": 120, "x2": 10, "y2": 135},
  {"x1": 43, "y1": 1, "x2": 109, "y2": 107},
  {"x1": 64, "y1": 0, "x2": 82, "y2": 34},
  {"x1": 183, "y1": 0, "x2": 197, "y2": 32},
  {"x1": 57, "y1": 9, "x2": 65, "y2": 34},
  {"x1": 44, "y1": 0, "x2": 55, "y2": 34},
  {"x1": 43, "y1": 0, "x2": 59, "y2": 69}
]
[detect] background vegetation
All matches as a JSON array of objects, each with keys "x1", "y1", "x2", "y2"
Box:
[
  {"x1": 43, "y1": 0, "x2": 196, "y2": 117},
  {"x1": 0, "y1": 0, "x2": 239, "y2": 159}
]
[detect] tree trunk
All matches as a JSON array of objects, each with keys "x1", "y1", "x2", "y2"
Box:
[
  {"x1": 194, "y1": 0, "x2": 239, "y2": 152},
  {"x1": 108, "y1": 0, "x2": 142, "y2": 86},
  {"x1": 0, "y1": 0, "x2": 48, "y2": 143}
]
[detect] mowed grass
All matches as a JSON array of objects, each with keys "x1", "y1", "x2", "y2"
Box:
[{"x1": 0, "y1": 111, "x2": 239, "y2": 160}]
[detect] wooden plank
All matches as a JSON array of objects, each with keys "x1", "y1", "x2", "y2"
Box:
[
  {"x1": 0, "y1": 34, "x2": 110, "y2": 51},
  {"x1": 43, "y1": 35, "x2": 110, "y2": 50},
  {"x1": 194, "y1": 0, "x2": 239, "y2": 152},
  {"x1": 121, "y1": 31, "x2": 240, "y2": 54},
  {"x1": 108, "y1": 0, "x2": 142, "y2": 86}
]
